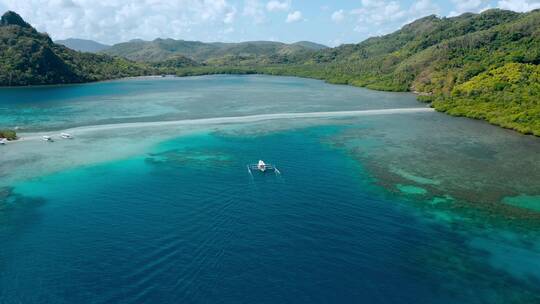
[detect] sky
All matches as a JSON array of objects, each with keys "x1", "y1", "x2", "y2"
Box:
[{"x1": 0, "y1": 0, "x2": 539, "y2": 46}]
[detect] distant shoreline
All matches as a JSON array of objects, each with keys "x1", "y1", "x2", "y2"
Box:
[
  {"x1": 0, "y1": 75, "x2": 169, "y2": 89},
  {"x1": 0, "y1": 73, "x2": 340, "y2": 88},
  {"x1": 2, "y1": 73, "x2": 538, "y2": 138}
]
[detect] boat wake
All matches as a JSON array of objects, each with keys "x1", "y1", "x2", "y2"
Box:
[{"x1": 17, "y1": 108, "x2": 434, "y2": 141}]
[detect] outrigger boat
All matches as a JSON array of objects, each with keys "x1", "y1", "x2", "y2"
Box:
[{"x1": 247, "y1": 160, "x2": 280, "y2": 174}]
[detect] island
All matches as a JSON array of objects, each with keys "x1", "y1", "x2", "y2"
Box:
[{"x1": 0, "y1": 129, "x2": 17, "y2": 141}]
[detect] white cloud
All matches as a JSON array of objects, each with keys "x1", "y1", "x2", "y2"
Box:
[
  {"x1": 351, "y1": 0, "x2": 440, "y2": 35},
  {"x1": 55, "y1": 0, "x2": 78, "y2": 8},
  {"x1": 351, "y1": 1, "x2": 405, "y2": 26},
  {"x1": 449, "y1": 0, "x2": 489, "y2": 16},
  {"x1": 224, "y1": 7, "x2": 237, "y2": 24},
  {"x1": 331, "y1": 9, "x2": 345, "y2": 23},
  {"x1": 286, "y1": 10, "x2": 302, "y2": 23},
  {"x1": 266, "y1": 0, "x2": 289, "y2": 12},
  {"x1": 4, "y1": 0, "x2": 540, "y2": 47},
  {"x1": 497, "y1": 0, "x2": 540, "y2": 11},
  {"x1": 243, "y1": 0, "x2": 266, "y2": 23},
  {"x1": 405, "y1": 0, "x2": 440, "y2": 22},
  {"x1": 452, "y1": 0, "x2": 484, "y2": 11},
  {"x1": 0, "y1": 0, "x2": 238, "y2": 43}
]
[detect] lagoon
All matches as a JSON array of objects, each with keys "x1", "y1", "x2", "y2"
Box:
[{"x1": 1, "y1": 75, "x2": 540, "y2": 303}]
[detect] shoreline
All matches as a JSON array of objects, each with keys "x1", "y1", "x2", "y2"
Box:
[
  {"x1": 2, "y1": 72, "x2": 538, "y2": 138},
  {"x1": 0, "y1": 75, "x2": 167, "y2": 89}
]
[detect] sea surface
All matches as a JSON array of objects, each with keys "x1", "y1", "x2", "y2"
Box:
[{"x1": 1, "y1": 75, "x2": 539, "y2": 303}]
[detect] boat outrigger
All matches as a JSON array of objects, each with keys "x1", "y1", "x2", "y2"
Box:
[{"x1": 247, "y1": 160, "x2": 280, "y2": 174}]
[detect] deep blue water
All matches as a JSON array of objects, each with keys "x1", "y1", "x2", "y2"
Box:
[
  {"x1": 1, "y1": 76, "x2": 540, "y2": 303},
  {"x1": 1, "y1": 129, "x2": 538, "y2": 303}
]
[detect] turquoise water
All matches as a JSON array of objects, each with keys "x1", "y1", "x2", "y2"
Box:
[
  {"x1": 0, "y1": 75, "x2": 420, "y2": 132},
  {"x1": 1, "y1": 76, "x2": 540, "y2": 303}
]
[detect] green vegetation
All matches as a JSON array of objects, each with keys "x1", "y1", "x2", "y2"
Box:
[
  {"x1": 270, "y1": 8, "x2": 540, "y2": 135},
  {"x1": 102, "y1": 38, "x2": 328, "y2": 62},
  {"x1": 433, "y1": 63, "x2": 540, "y2": 135},
  {"x1": 149, "y1": 55, "x2": 201, "y2": 75},
  {"x1": 0, "y1": 11, "x2": 155, "y2": 86},
  {"x1": 2, "y1": 9, "x2": 540, "y2": 136},
  {"x1": 0, "y1": 129, "x2": 17, "y2": 140}
]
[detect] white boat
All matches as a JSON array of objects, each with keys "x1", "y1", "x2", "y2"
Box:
[
  {"x1": 0, "y1": 138, "x2": 7, "y2": 145},
  {"x1": 42, "y1": 136, "x2": 53, "y2": 142},
  {"x1": 247, "y1": 160, "x2": 280, "y2": 174},
  {"x1": 61, "y1": 132, "x2": 73, "y2": 139},
  {"x1": 258, "y1": 160, "x2": 267, "y2": 172}
]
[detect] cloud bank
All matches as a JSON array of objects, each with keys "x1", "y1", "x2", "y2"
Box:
[
  {"x1": 1, "y1": 0, "x2": 539, "y2": 46},
  {"x1": 1, "y1": 0, "x2": 239, "y2": 43}
]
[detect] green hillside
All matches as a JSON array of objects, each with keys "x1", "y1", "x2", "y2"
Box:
[
  {"x1": 0, "y1": 11, "x2": 153, "y2": 86},
  {"x1": 259, "y1": 9, "x2": 540, "y2": 135},
  {"x1": 288, "y1": 9, "x2": 526, "y2": 90},
  {"x1": 102, "y1": 38, "x2": 327, "y2": 62},
  {"x1": 433, "y1": 63, "x2": 540, "y2": 136}
]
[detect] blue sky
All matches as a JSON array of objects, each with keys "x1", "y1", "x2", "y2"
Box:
[{"x1": 1, "y1": 0, "x2": 539, "y2": 46}]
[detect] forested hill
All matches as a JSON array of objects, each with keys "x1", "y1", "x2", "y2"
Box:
[
  {"x1": 289, "y1": 9, "x2": 529, "y2": 90},
  {"x1": 0, "y1": 11, "x2": 152, "y2": 86},
  {"x1": 102, "y1": 39, "x2": 328, "y2": 62},
  {"x1": 263, "y1": 8, "x2": 540, "y2": 135}
]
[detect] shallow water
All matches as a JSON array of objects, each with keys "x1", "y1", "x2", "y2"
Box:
[
  {"x1": 1, "y1": 76, "x2": 540, "y2": 303},
  {"x1": 0, "y1": 75, "x2": 421, "y2": 132}
]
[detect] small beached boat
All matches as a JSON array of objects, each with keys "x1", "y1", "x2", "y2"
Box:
[
  {"x1": 0, "y1": 138, "x2": 7, "y2": 145},
  {"x1": 61, "y1": 133, "x2": 73, "y2": 139},
  {"x1": 247, "y1": 160, "x2": 280, "y2": 174},
  {"x1": 42, "y1": 136, "x2": 53, "y2": 142}
]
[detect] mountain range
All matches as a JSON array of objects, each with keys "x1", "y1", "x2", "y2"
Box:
[
  {"x1": 54, "y1": 37, "x2": 328, "y2": 63},
  {"x1": 0, "y1": 9, "x2": 539, "y2": 136},
  {"x1": 55, "y1": 38, "x2": 111, "y2": 52},
  {"x1": 101, "y1": 39, "x2": 327, "y2": 62}
]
